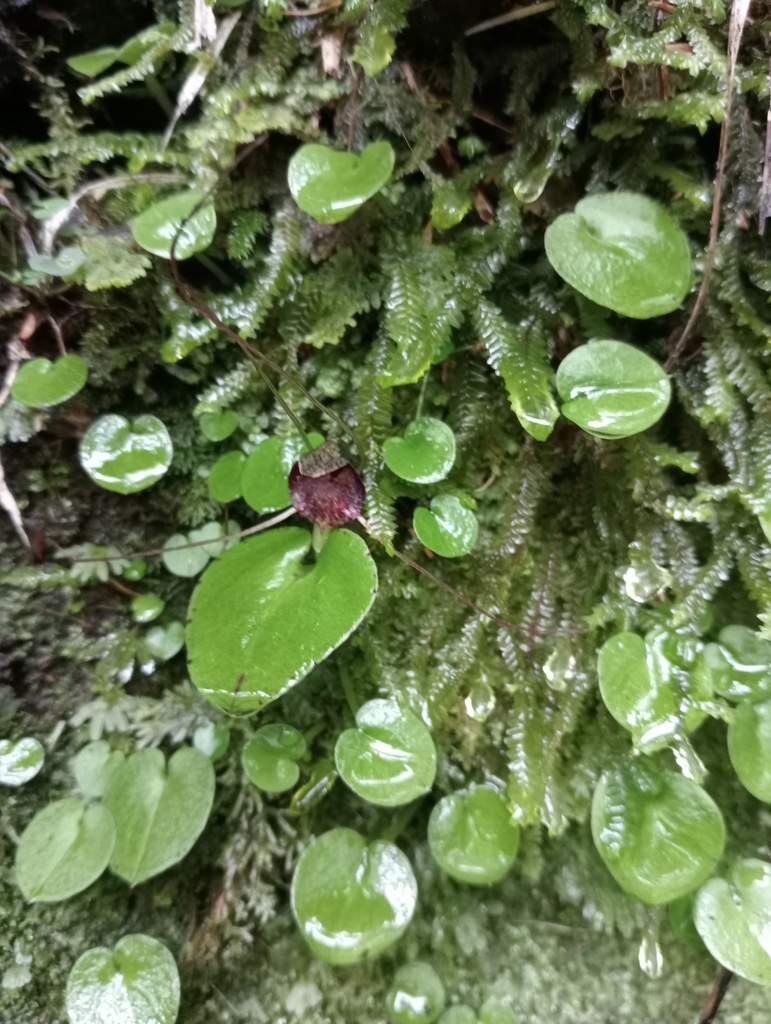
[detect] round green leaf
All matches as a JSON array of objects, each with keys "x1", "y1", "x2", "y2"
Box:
[
  {"x1": 242, "y1": 724, "x2": 307, "y2": 793},
  {"x1": 479, "y1": 1000, "x2": 518, "y2": 1024},
  {"x1": 695, "y1": 859, "x2": 771, "y2": 985},
  {"x1": 12, "y1": 355, "x2": 88, "y2": 408},
  {"x1": 124, "y1": 559, "x2": 147, "y2": 581},
  {"x1": 728, "y1": 699, "x2": 771, "y2": 802},
  {"x1": 291, "y1": 827, "x2": 417, "y2": 965},
  {"x1": 187, "y1": 526, "x2": 377, "y2": 714},
  {"x1": 28, "y1": 246, "x2": 85, "y2": 277},
  {"x1": 80, "y1": 414, "x2": 173, "y2": 494},
  {"x1": 131, "y1": 191, "x2": 216, "y2": 260},
  {"x1": 72, "y1": 741, "x2": 125, "y2": 800},
  {"x1": 335, "y1": 698, "x2": 437, "y2": 807},
  {"x1": 192, "y1": 722, "x2": 230, "y2": 762},
  {"x1": 0, "y1": 737, "x2": 44, "y2": 787},
  {"x1": 703, "y1": 625, "x2": 771, "y2": 702},
  {"x1": 668, "y1": 891, "x2": 705, "y2": 951},
  {"x1": 413, "y1": 496, "x2": 478, "y2": 559},
  {"x1": 288, "y1": 141, "x2": 395, "y2": 225},
  {"x1": 556, "y1": 341, "x2": 671, "y2": 439},
  {"x1": 428, "y1": 787, "x2": 519, "y2": 886},
  {"x1": 242, "y1": 433, "x2": 324, "y2": 513},
  {"x1": 66, "y1": 933, "x2": 180, "y2": 1024},
  {"x1": 591, "y1": 759, "x2": 725, "y2": 905},
  {"x1": 387, "y1": 962, "x2": 446, "y2": 1024},
  {"x1": 102, "y1": 747, "x2": 215, "y2": 885},
  {"x1": 15, "y1": 797, "x2": 116, "y2": 902},
  {"x1": 131, "y1": 593, "x2": 165, "y2": 623},
  {"x1": 383, "y1": 418, "x2": 456, "y2": 484},
  {"x1": 199, "y1": 410, "x2": 238, "y2": 442},
  {"x1": 207, "y1": 451, "x2": 245, "y2": 503},
  {"x1": 162, "y1": 522, "x2": 235, "y2": 578},
  {"x1": 544, "y1": 192, "x2": 692, "y2": 319},
  {"x1": 140, "y1": 622, "x2": 186, "y2": 664}
]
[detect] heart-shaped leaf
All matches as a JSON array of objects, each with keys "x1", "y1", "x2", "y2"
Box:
[
  {"x1": 102, "y1": 747, "x2": 215, "y2": 885},
  {"x1": 242, "y1": 433, "x2": 324, "y2": 513},
  {"x1": 597, "y1": 627, "x2": 712, "y2": 750},
  {"x1": 199, "y1": 410, "x2": 238, "y2": 441},
  {"x1": 703, "y1": 626, "x2": 771, "y2": 702},
  {"x1": 28, "y1": 246, "x2": 85, "y2": 277},
  {"x1": 288, "y1": 142, "x2": 395, "y2": 225},
  {"x1": 242, "y1": 724, "x2": 307, "y2": 793},
  {"x1": 695, "y1": 859, "x2": 771, "y2": 985},
  {"x1": 556, "y1": 340, "x2": 671, "y2": 439},
  {"x1": 728, "y1": 699, "x2": 771, "y2": 802},
  {"x1": 335, "y1": 698, "x2": 436, "y2": 807},
  {"x1": 187, "y1": 526, "x2": 377, "y2": 714},
  {"x1": 0, "y1": 737, "x2": 44, "y2": 786},
  {"x1": 413, "y1": 496, "x2": 478, "y2": 559},
  {"x1": 72, "y1": 741, "x2": 125, "y2": 799},
  {"x1": 291, "y1": 827, "x2": 417, "y2": 965},
  {"x1": 207, "y1": 451, "x2": 246, "y2": 503},
  {"x1": 544, "y1": 192, "x2": 692, "y2": 319},
  {"x1": 139, "y1": 622, "x2": 186, "y2": 665},
  {"x1": 12, "y1": 355, "x2": 88, "y2": 408},
  {"x1": 15, "y1": 797, "x2": 116, "y2": 902},
  {"x1": 80, "y1": 414, "x2": 173, "y2": 494},
  {"x1": 131, "y1": 594, "x2": 165, "y2": 623},
  {"x1": 193, "y1": 722, "x2": 230, "y2": 761},
  {"x1": 162, "y1": 522, "x2": 236, "y2": 577},
  {"x1": 124, "y1": 559, "x2": 147, "y2": 581},
  {"x1": 66, "y1": 933, "x2": 180, "y2": 1024},
  {"x1": 67, "y1": 46, "x2": 119, "y2": 76},
  {"x1": 591, "y1": 758, "x2": 725, "y2": 905},
  {"x1": 387, "y1": 962, "x2": 446, "y2": 1024},
  {"x1": 132, "y1": 191, "x2": 216, "y2": 260},
  {"x1": 383, "y1": 418, "x2": 456, "y2": 484},
  {"x1": 428, "y1": 787, "x2": 519, "y2": 885}
]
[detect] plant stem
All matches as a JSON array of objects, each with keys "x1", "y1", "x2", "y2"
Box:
[
  {"x1": 415, "y1": 371, "x2": 429, "y2": 421},
  {"x1": 339, "y1": 660, "x2": 359, "y2": 718},
  {"x1": 194, "y1": 253, "x2": 234, "y2": 288},
  {"x1": 376, "y1": 798, "x2": 424, "y2": 842},
  {"x1": 144, "y1": 73, "x2": 174, "y2": 117}
]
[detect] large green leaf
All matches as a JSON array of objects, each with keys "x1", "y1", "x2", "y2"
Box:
[
  {"x1": 0, "y1": 737, "x2": 44, "y2": 786},
  {"x1": 695, "y1": 859, "x2": 771, "y2": 985},
  {"x1": 428, "y1": 787, "x2": 519, "y2": 885},
  {"x1": 102, "y1": 747, "x2": 215, "y2": 885},
  {"x1": 186, "y1": 527, "x2": 377, "y2": 714},
  {"x1": 72, "y1": 741, "x2": 125, "y2": 799},
  {"x1": 80, "y1": 414, "x2": 173, "y2": 494},
  {"x1": 12, "y1": 355, "x2": 88, "y2": 409},
  {"x1": 288, "y1": 142, "x2": 394, "y2": 224},
  {"x1": 132, "y1": 192, "x2": 216, "y2": 260}
]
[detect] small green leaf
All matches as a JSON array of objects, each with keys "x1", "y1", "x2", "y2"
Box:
[
  {"x1": 15, "y1": 797, "x2": 116, "y2": 902},
  {"x1": 544, "y1": 192, "x2": 692, "y2": 319},
  {"x1": 66, "y1": 933, "x2": 180, "y2": 1024},
  {"x1": 703, "y1": 626, "x2": 771, "y2": 702},
  {"x1": 192, "y1": 722, "x2": 230, "y2": 762},
  {"x1": 0, "y1": 737, "x2": 44, "y2": 787},
  {"x1": 289, "y1": 759, "x2": 338, "y2": 815},
  {"x1": 139, "y1": 622, "x2": 186, "y2": 664},
  {"x1": 413, "y1": 496, "x2": 478, "y2": 558},
  {"x1": 162, "y1": 522, "x2": 232, "y2": 577},
  {"x1": 72, "y1": 741, "x2": 125, "y2": 799},
  {"x1": 431, "y1": 177, "x2": 474, "y2": 231},
  {"x1": 291, "y1": 827, "x2": 417, "y2": 965},
  {"x1": 428, "y1": 787, "x2": 519, "y2": 885},
  {"x1": 32, "y1": 196, "x2": 70, "y2": 220},
  {"x1": 131, "y1": 594, "x2": 165, "y2": 623},
  {"x1": 352, "y1": 23, "x2": 396, "y2": 76},
  {"x1": 591, "y1": 758, "x2": 725, "y2": 905},
  {"x1": 12, "y1": 355, "x2": 88, "y2": 409},
  {"x1": 383, "y1": 418, "x2": 456, "y2": 484},
  {"x1": 115, "y1": 22, "x2": 176, "y2": 66},
  {"x1": 335, "y1": 699, "x2": 436, "y2": 807},
  {"x1": 387, "y1": 962, "x2": 446, "y2": 1024},
  {"x1": 80, "y1": 414, "x2": 173, "y2": 494},
  {"x1": 102, "y1": 747, "x2": 215, "y2": 886},
  {"x1": 242, "y1": 724, "x2": 307, "y2": 793},
  {"x1": 242, "y1": 433, "x2": 324, "y2": 513},
  {"x1": 479, "y1": 1000, "x2": 518, "y2": 1024},
  {"x1": 132, "y1": 191, "x2": 216, "y2": 260},
  {"x1": 728, "y1": 699, "x2": 771, "y2": 802},
  {"x1": 556, "y1": 340, "x2": 671, "y2": 438},
  {"x1": 199, "y1": 411, "x2": 238, "y2": 442},
  {"x1": 66, "y1": 46, "x2": 119, "y2": 76},
  {"x1": 124, "y1": 559, "x2": 147, "y2": 581},
  {"x1": 695, "y1": 859, "x2": 771, "y2": 985},
  {"x1": 288, "y1": 142, "x2": 395, "y2": 225},
  {"x1": 28, "y1": 247, "x2": 85, "y2": 277},
  {"x1": 207, "y1": 451, "x2": 245, "y2": 503},
  {"x1": 187, "y1": 527, "x2": 377, "y2": 714}
]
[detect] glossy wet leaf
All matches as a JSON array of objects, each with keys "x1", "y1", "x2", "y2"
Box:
[
  {"x1": 72, "y1": 741, "x2": 125, "y2": 800},
  {"x1": 67, "y1": 46, "x2": 119, "y2": 76},
  {"x1": 207, "y1": 451, "x2": 245, "y2": 503},
  {"x1": 289, "y1": 759, "x2": 338, "y2": 815},
  {"x1": 591, "y1": 759, "x2": 725, "y2": 905},
  {"x1": 668, "y1": 891, "x2": 705, "y2": 950},
  {"x1": 431, "y1": 176, "x2": 474, "y2": 231},
  {"x1": 28, "y1": 247, "x2": 85, "y2": 277},
  {"x1": 703, "y1": 626, "x2": 771, "y2": 702},
  {"x1": 15, "y1": 797, "x2": 116, "y2": 902},
  {"x1": 556, "y1": 341, "x2": 671, "y2": 439},
  {"x1": 242, "y1": 432, "x2": 324, "y2": 513},
  {"x1": 695, "y1": 859, "x2": 771, "y2": 985},
  {"x1": 131, "y1": 593, "x2": 165, "y2": 623},
  {"x1": 66, "y1": 933, "x2": 180, "y2": 1024},
  {"x1": 199, "y1": 410, "x2": 238, "y2": 441},
  {"x1": 80, "y1": 414, "x2": 173, "y2": 494},
  {"x1": 544, "y1": 192, "x2": 692, "y2": 319},
  {"x1": 728, "y1": 699, "x2": 771, "y2": 802},
  {"x1": 428, "y1": 787, "x2": 519, "y2": 885},
  {"x1": 139, "y1": 622, "x2": 186, "y2": 664},
  {"x1": 187, "y1": 527, "x2": 377, "y2": 714},
  {"x1": 124, "y1": 559, "x2": 147, "y2": 581},
  {"x1": 383, "y1": 418, "x2": 456, "y2": 484},
  {"x1": 387, "y1": 962, "x2": 446, "y2": 1024},
  {"x1": 288, "y1": 142, "x2": 395, "y2": 225},
  {"x1": 12, "y1": 355, "x2": 88, "y2": 408},
  {"x1": 335, "y1": 699, "x2": 437, "y2": 807},
  {"x1": 413, "y1": 496, "x2": 478, "y2": 559},
  {"x1": 0, "y1": 737, "x2": 44, "y2": 786},
  {"x1": 132, "y1": 191, "x2": 216, "y2": 260},
  {"x1": 193, "y1": 722, "x2": 230, "y2": 762},
  {"x1": 102, "y1": 747, "x2": 215, "y2": 885},
  {"x1": 242, "y1": 724, "x2": 307, "y2": 793},
  {"x1": 291, "y1": 827, "x2": 417, "y2": 964}
]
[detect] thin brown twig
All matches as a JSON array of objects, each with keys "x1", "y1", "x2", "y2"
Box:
[
  {"x1": 697, "y1": 968, "x2": 733, "y2": 1024},
  {"x1": 107, "y1": 578, "x2": 142, "y2": 599},
  {"x1": 47, "y1": 314, "x2": 66, "y2": 357},
  {"x1": 465, "y1": 0, "x2": 559, "y2": 36}
]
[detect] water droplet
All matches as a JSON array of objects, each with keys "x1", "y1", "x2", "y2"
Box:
[
  {"x1": 465, "y1": 680, "x2": 496, "y2": 722},
  {"x1": 543, "y1": 642, "x2": 576, "y2": 692},
  {"x1": 638, "y1": 929, "x2": 663, "y2": 978},
  {"x1": 622, "y1": 551, "x2": 673, "y2": 603}
]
